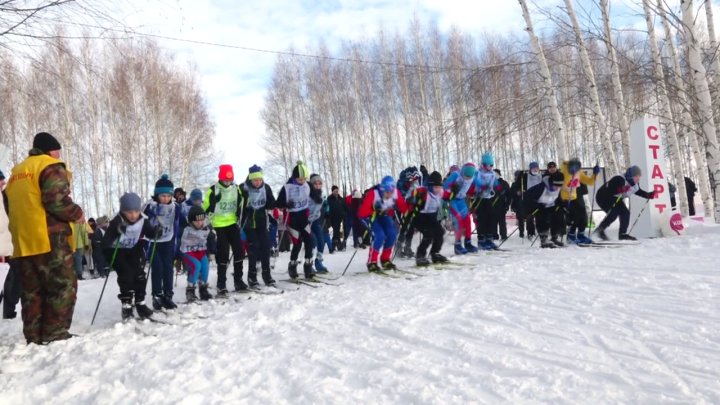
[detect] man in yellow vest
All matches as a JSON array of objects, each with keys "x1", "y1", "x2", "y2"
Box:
[{"x1": 6, "y1": 132, "x2": 85, "y2": 345}]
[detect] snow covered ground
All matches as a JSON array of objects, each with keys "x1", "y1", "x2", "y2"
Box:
[{"x1": 1, "y1": 221, "x2": 719, "y2": 404}]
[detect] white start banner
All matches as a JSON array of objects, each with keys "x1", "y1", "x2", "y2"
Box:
[{"x1": 629, "y1": 118, "x2": 684, "y2": 238}]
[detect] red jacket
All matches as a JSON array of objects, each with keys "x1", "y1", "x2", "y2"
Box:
[{"x1": 358, "y1": 188, "x2": 408, "y2": 219}]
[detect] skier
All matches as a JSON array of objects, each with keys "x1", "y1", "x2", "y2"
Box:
[
  {"x1": 102, "y1": 193, "x2": 159, "y2": 320},
  {"x1": 560, "y1": 158, "x2": 599, "y2": 244},
  {"x1": 189, "y1": 189, "x2": 203, "y2": 207},
  {"x1": 493, "y1": 169, "x2": 511, "y2": 241},
  {"x1": 593, "y1": 166, "x2": 656, "y2": 241},
  {"x1": 358, "y1": 175, "x2": 408, "y2": 271},
  {"x1": 143, "y1": 174, "x2": 186, "y2": 310},
  {"x1": 396, "y1": 166, "x2": 422, "y2": 259},
  {"x1": 239, "y1": 165, "x2": 277, "y2": 287},
  {"x1": 411, "y1": 171, "x2": 451, "y2": 266},
  {"x1": 472, "y1": 153, "x2": 504, "y2": 250},
  {"x1": 307, "y1": 174, "x2": 328, "y2": 273},
  {"x1": 343, "y1": 189, "x2": 359, "y2": 249},
  {"x1": 179, "y1": 205, "x2": 216, "y2": 302},
  {"x1": 510, "y1": 162, "x2": 543, "y2": 240},
  {"x1": 523, "y1": 172, "x2": 566, "y2": 248},
  {"x1": 275, "y1": 161, "x2": 315, "y2": 280},
  {"x1": 349, "y1": 190, "x2": 369, "y2": 248},
  {"x1": 202, "y1": 165, "x2": 246, "y2": 297},
  {"x1": 443, "y1": 163, "x2": 482, "y2": 254}
]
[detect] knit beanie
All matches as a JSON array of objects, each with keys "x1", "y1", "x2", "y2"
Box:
[
  {"x1": 33, "y1": 132, "x2": 61, "y2": 154},
  {"x1": 248, "y1": 164, "x2": 263, "y2": 181},
  {"x1": 381, "y1": 176, "x2": 395, "y2": 193},
  {"x1": 219, "y1": 164, "x2": 234, "y2": 181},
  {"x1": 550, "y1": 171, "x2": 565, "y2": 186},
  {"x1": 428, "y1": 171, "x2": 443, "y2": 186},
  {"x1": 449, "y1": 164, "x2": 460, "y2": 173},
  {"x1": 190, "y1": 189, "x2": 203, "y2": 202},
  {"x1": 529, "y1": 162, "x2": 539, "y2": 170},
  {"x1": 332, "y1": 185, "x2": 339, "y2": 192},
  {"x1": 547, "y1": 161, "x2": 557, "y2": 169},
  {"x1": 353, "y1": 190, "x2": 362, "y2": 199},
  {"x1": 0, "y1": 170, "x2": 4, "y2": 180},
  {"x1": 309, "y1": 173, "x2": 323, "y2": 185},
  {"x1": 462, "y1": 163, "x2": 476, "y2": 178},
  {"x1": 188, "y1": 205, "x2": 206, "y2": 223},
  {"x1": 481, "y1": 152, "x2": 494, "y2": 168},
  {"x1": 119, "y1": 192, "x2": 142, "y2": 212},
  {"x1": 174, "y1": 187, "x2": 186, "y2": 197},
  {"x1": 96, "y1": 215, "x2": 110, "y2": 226},
  {"x1": 292, "y1": 160, "x2": 309, "y2": 179},
  {"x1": 154, "y1": 174, "x2": 174, "y2": 196}
]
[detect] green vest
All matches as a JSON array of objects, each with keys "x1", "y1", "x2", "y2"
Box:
[{"x1": 206, "y1": 183, "x2": 240, "y2": 228}]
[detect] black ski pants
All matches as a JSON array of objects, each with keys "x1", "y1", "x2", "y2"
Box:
[
  {"x1": 288, "y1": 214, "x2": 313, "y2": 262},
  {"x1": 535, "y1": 205, "x2": 566, "y2": 237},
  {"x1": 517, "y1": 202, "x2": 536, "y2": 236},
  {"x1": 215, "y1": 224, "x2": 245, "y2": 289},
  {"x1": 414, "y1": 214, "x2": 443, "y2": 257},
  {"x1": 244, "y1": 226, "x2": 271, "y2": 274},
  {"x1": 398, "y1": 211, "x2": 416, "y2": 247},
  {"x1": 107, "y1": 245, "x2": 147, "y2": 302},
  {"x1": 2, "y1": 258, "x2": 21, "y2": 317},
  {"x1": 475, "y1": 198, "x2": 497, "y2": 240},
  {"x1": 598, "y1": 197, "x2": 630, "y2": 235},
  {"x1": 563, "y1": 198, "x2": 588, "y2": 234}
]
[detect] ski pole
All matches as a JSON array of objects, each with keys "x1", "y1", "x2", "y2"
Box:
[
  {"x1": 628, "y1": 198, "x2": 651, "y2": 235},
  {"x1": 91, "y1": 238, "x2": 121, "y2": 326},
  {"x1": 530, "y1": 234, "x2": 540, "y2": 247},
  {"x1": 342, "y1": 213, "x2": 375, "y2": 276},
  {"x1": 588, "y1": 165, "x2": 599, "y2": 234},
  {"x1": 496, "y1": 226, "x2": 519, "y2": 249}
]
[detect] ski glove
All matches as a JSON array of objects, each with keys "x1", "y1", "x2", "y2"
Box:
[
  {"x1": 451, "y1": 183, "x2": 461, "y2": 195},
  {"x1": 648, "y1": 191, "x2": 656, "y2": 199},
  {"x1": 593, "y1": 165, "x2": 601, "y2": 175},
  {"x1": 118, "y1": 222, "x2": 127, "y2": 234}
]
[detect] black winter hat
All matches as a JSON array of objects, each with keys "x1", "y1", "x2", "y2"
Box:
[
  {"x1": 188, "y1": 205, "x2": 206, "y2": 223},
  {"x1": 428, "y1": 171, "x2": 443, "y2": 186},
  {"x1": 0, "y1": 170, "x2": 5, "y2": 180},
  {"x1": 174, "y1": 187, "x2": 186, "y2": 197},
  {"x1": 549, "y1": 171, "x2": 565, "y2": 186},
  {"x1": 33, "y1": 132, "x2": 61, "y2": 154},
  {"x1": 331, "y1": 185, "x2": 339, "y2": 191}
]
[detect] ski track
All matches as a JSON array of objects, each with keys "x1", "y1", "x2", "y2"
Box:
[{"x1": 0, "y1": 225, "x2": 718, "y2": 404}]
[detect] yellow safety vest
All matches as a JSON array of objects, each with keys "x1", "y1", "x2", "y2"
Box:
[{"x1": 6, "y1": 153, "x2": 76, "y2": 258}]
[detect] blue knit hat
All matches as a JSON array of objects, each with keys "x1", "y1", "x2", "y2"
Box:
[
  {"x1": 481, "y1": 153, "x2": 494, "y2": 167},
  {"x1": 381, "y1": 176, "x2": 395, "y2": 193},
  {"x1": 154, "y1": 174, "x2": 174, "y2": 196},
  {"x1": 529, "y1": 162, "x2": 539, "y2": 170},
  {"x1": 190, "y1": 189, "x2": 203, "y2": 202},
  {"x1": 462, "y1": 163, "x2": 476, "y2": 178},
  {"x1": 248, "y1": 165, "x2": 263, "y2": 181}
]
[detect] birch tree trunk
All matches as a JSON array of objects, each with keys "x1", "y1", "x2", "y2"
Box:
[
  {"x1": 643, "y1": 0, "x2": 689, "y2": 216},
  {"x1": 518, "y1": 0, "x2": 568, "y2": 160},
  {"x1": 705, "y1": 0, "x2": 720, "y2": 121},
  {"x1": 600, "y1": 0, "x2": 631, "y2": 166},
  {"x1": 564, "y1": 0, "x2": 618, "y2": 173},
  {"x1": 681, "y1": 0, "x2": 720, "y2": 222},
  {"x1": 658, "y1": 0, "x2": 713, "y2": 216}
]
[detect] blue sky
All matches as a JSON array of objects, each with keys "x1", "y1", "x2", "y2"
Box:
[{"x1": 139, "y1": 0, "x2": 709, "y2": 180}]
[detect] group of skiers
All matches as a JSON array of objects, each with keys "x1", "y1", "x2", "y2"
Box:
[{"x1": 0, "y1": 133, "x2": 661, "y2": 343}]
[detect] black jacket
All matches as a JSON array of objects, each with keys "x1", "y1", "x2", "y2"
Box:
[
  {"x1": 596, "y1": 175, "x2": 651, "y2": 204},
  {"x1": 327, "y1": 193, "x2": 345, "y2": 221},
  {"x1": 685, "y1": 177, "x2": 697, "y2": 198},
  {"x1": 239, "y1": 178, "x2": 276, "y2": 229}
]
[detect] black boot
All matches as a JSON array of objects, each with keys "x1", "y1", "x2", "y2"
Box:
[
  {"x1": 216, "y1": 287, "x2": 228, "y2": 299},
  {"x1": 594, "y1": 226, "x2": 609, "y2": 241},
  {"x1": 416, "y1": 256, "x2": 431, "y2": 266},
  {"x1": 234, "y1": 265, "x2": 248, "y2": 291},
  {"x1": 303, "y1": 259, "x2": 315, "y2": 279},
  {"x1": 540, "y1": 234, "x2": 554, "y2": 248},
  {"x1": 381, "y1": 260, "x2": 397, "y2": 270},
  {"x1": 247, "y1": 271, "x2": 260, "y2": 288},
  {"x1": 163, "y1": 294, "x2": 178, "y2": 310},
  {"x1": 400, "y1": 241, "x2": 414, "y2": 259},
  {"x1": 120, "y1": 296, "x2": 134, "y2": 320},
  {"x1": 152, "y1": 294, "x2": 164, "y2": 310},
  {"x1": 186, "y1": 284, "x2": 198, "y2": 303},
  {"x1": 262, "y1": 269, "x2": 275, "y2": 286},
  {"x1": 619, "y1": 233, "x2": 637, "y2": 241},
  {"x1": 198, "y1": 282, "x2": 213, "y2": 301},
  {"x1": 431, "y1": 253, "x2": 449, "y2": 263},
  {"x1": 288, "y1": 260, "x2": 299, "y2": 279},
  {"x1": 134, "y1": 296, "x2": 153, "y2": 319},
  {"x1": 551, "y1": 235, "x2": 565, "y2": 247}
]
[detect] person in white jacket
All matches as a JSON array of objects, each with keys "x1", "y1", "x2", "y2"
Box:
[{"x1": 0, "y1": 169, "x2": 16, "y2": 318}]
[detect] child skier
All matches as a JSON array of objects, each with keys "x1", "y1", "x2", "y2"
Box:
[
  {"x1": 203, "y1": 165, "x2": 246, "y2": 296},
  {"x1": 593, "y1": 165, "x2": 656, "y2": 241},
  {"x1": 560, "y1": 158, "x2": 599, "y2": 244},
  {"x1": 102, "y1": 193, "x2": 160, "y2": 320},
  {"x1": 472, "y1": 153, "x2": 504, "y2": 250},
  {"x1": 411, "y1": 171, "x2": 451, "y2": 266},
  {"x1": 144, "y1": 174, "x2": 186, "y2": 310},
  {"x1": 443, "y1": 163, "x2": 482, "y2": 254},
  {"x1": 510, "y1": 162, "x2": 543, "y2": 240},
  {"x1": 308, "y1": 174, "x2": 328, "y2": 273},
  {"x1": 358, "y1": 175, "x2": 408, "y2": 271},
  {"x1": 179, "y1": 205, "x2": 216, "y2": 302},
  {"x1": 396, "y1": 166, "x2": 422, "y2": 259},
  {"x1": 239, "y1": 165, "x2": 277, "y2": 287},
  {"x1": 275, "y1": 161, "x2": 314, "y2": 279},
  {"x1": 523, "y1": 171, "x2": 566, "y2": 248}
]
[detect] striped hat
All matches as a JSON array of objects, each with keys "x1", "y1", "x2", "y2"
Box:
[
  {"x1": 248, "y1": 164, "x2": 263, "y2": 181},
  {"x1": 292, "y1": 160, "x2": 309, "y2": 180}
]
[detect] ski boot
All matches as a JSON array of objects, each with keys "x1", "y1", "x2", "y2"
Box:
[
  {"x1": 400, "y1": 242, "x2": 414, "y2": 259},
  {"x1": 454, "y1": 242, "x2": 468, "y2": 255},
  {"x1": 540, "y1": 234, "x2": 555, "y2": 249},
  {"x1": 216, "y1": 286, "x2": 229, "y2": 299},
  {"x1": 431, "y1": 253, "x2": 449, "y2": 264},
  {"x1": 198, "y1": 282, "x2": 213, "y2": 301},
  {"x1": 89, "y1": 270, "x2": 96, "y2": 279},
  {"x1": 163, "y1": 294, "x2": 178, "y2": 310},
  {"x1": 234, "y1": 279, "x2": 248, "y2": 292},
  {"x1": 135, "y1": 298, "x2": 153, "y2": 319},
  {"x1": 416, "y1": 256, "x2": 431, "y2": 266},
  {"x1": 288, "y1": 260, "x2": 299, "y2": 279},
  {"x1": 120, "y1": 296, "x2": 134, "y2": 321},
  {"x1": 186, "y1": 284, "x2": 198, "y2": 303},
  {"x1": 303, "y1": 259, "x2": 315, "y2": 280},
  {"x1": 594, "y1": 226, "x2": 609, "y2": 241},
  {"x1": 315, "y1": 253, "x2": 329, "y2": 274},
  {"x1": 619, "y1": 233, "x2": 637, "y2": 241},
  {"x1": 152, "y1": 294, "x2": 164, "y2": 310},
  {"x1": 367, "y1": 262, "x2": 382, "y2": 273},
  {"x1": 566, "y1": 232, "x2": 579, "y2": 244},
  {"x1": 527, "y1": 233, "x2": 536, "y2": 242},
  {"x1": 551, "y1": 235, "x2": 565, "y2": 247},
  {"x1": 576, "y1": 232, "x2": 593, "y2": 244},
  {"x1": 381, "y1": 260, "x2": 397, "y2": 270},
  {"x1": 464, "y1": 240, "x2": 479, "y2": 253},
  {"x1": 483, "y1": 237, "x2": 499, "y2": 250},
  {"x1": 271, "y1": 248, "x2": 279, "y2": 258},
  {"x1": 247, "y1": 271, "x2": 260, "y2": 289},
  {"x1": 262, "y1": 269, "x2": 276, "y2": 286}
]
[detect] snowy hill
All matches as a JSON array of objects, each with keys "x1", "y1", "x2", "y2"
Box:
[{"x1": 1, "y1": 228, "x2": 719, "y2": 404}]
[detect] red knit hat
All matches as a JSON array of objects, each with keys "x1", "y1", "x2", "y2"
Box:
[{"x1": 219, "y1": 164, "x2": 234, "y2": 181}]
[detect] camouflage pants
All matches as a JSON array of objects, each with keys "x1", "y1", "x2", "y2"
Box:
[{"x1": 18, "y1": 246, "x2": 77, "y2": 345}]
